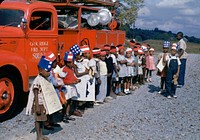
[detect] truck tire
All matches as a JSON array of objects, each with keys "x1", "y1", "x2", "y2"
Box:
[{"x1": 0, "y1": 70, "x2": 22, "y2": 122}]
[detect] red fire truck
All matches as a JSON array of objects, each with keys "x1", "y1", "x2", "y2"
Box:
[{"x1": 0, "y1": 0, "x2": 125, "y2": 121}]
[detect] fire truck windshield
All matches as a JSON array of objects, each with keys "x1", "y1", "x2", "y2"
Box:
[{"x1": 0, "y1": 9, "x2": 24, "y2": 27}]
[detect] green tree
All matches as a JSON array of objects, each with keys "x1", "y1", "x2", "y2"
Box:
[
  {"x1": 135, "y1": 35, "x2": 142, "y2": 42},
  {"x1": 115, "y1": 0, "x2": 144, "y2": 25}
]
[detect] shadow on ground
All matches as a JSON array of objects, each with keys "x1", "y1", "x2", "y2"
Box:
[
  {"x1": 147, "y1": 84, "x2": 160, "y2": 93},
  {"x1": 30, "y1": 112, "x2": 64, "y2": 135}
]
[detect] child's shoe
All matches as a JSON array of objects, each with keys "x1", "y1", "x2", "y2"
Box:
[
  {"x1": 173, "y1": 95, "x2": 177, "y2": 98},
  {"x1": 94, "y1": 101, "x2": 100, "y2": 106},
  {"x1": 62, "y1": 115, "x2": 69, "y2": 123},
  {"x1": 167, "y1": 95, "x2": 172, "y2": 99},
  {"x1": 158, "y1": 90, "x2": 162, "y2": 94},
  {"x1": 106, "y1": 96, "x2": 113, "y2": 100},
  {"x1": 66, "y1": 115, "x2": 75, "y2": 121},
  {"x1": 125, "y1": 89, "x2": 131, "y2": 95}
]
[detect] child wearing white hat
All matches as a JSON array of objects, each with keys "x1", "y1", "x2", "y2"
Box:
[
  {"x1": 125, "y1": 47, "x2": 135, "y2": 94},
  {"x1": 165, "y1": 45, "x2": 181, "y2": 99}
]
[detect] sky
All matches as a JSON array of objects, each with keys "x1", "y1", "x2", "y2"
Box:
[{"x1": 135, "y1": 0, "x2": 200, "y2": 38}]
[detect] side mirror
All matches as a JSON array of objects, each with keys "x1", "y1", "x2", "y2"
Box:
[{"x1": 21, "y1": 18, "x2": 27, "y2": 33}]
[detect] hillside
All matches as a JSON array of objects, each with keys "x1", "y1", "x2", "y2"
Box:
[
  {"x1": 142, "y1": 40, "x2": 200, "y2": 54},
  {"x1": 120, "y1": 25, "x2": 200, "y2": 44}
]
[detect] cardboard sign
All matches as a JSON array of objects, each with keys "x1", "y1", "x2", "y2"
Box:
[
  {"x1": 157, "y1": 57, "x2": 165, "y2": 72},
  {"x1": 40, "y1": 79, "x2": 62, "y2": 115}
]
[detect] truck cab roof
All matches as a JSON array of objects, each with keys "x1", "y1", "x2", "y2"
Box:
[{"x1": 0, "y1": 1, "x2": 56, "y2": 12}]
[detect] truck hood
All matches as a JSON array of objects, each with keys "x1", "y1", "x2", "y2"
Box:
[{"x1": 0, "y1": 26, "x2": 24, "y2": 37}]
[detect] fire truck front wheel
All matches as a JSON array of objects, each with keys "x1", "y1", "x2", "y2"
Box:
[{"x1": 0, "y1": 70, "x2": 22, "y2": 122}]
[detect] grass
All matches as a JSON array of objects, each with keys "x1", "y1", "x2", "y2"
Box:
[{"x1": 141, "y1": 39, "x2": 200, "y2": 54}]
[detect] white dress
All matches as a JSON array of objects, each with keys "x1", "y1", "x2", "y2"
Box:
[
  {"x1": 74, "y1": 60, "x2": 90, "y2": 101},
  {"x1": 117, "y1": 54, "x2": 128, "y2": 78},
  {"x1": 126, "y1": 57, "x2": 134, "y2": 77}
]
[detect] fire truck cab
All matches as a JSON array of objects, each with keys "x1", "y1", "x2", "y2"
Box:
[{"x1": 0, "y1": 0, "x2": 125, "y2": 121}]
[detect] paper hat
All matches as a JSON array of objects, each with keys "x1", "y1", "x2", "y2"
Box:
[
  {"x1": 100, "y1": 51, "x2": 106, "y2": 56},
  {"x1": 44, "y1": 51, "x2": 56, "y2": 62},
  {"x1": 80, "y1": 45, "x2": 90, "y2": 53},
  {"x1": 134, "y1": 43, "x2": 141, "y2": 48},
  {"x1": 172, "y1": 43, "x2": 178, "y2": 47},
  {"x1": 92, "y1": 48, "x2": 101, "y2": 55},
  {"x1": 103, "y1": 45, "x2": 110, "y2": 51},
  {"x1": 141, "y1": 44, "x2": 147, "y2": 50},
  {"x1": 110, "y1": 48, "x2": 117, "y2": 53},
  {"x1": 126, "y1": 48, "x2": 132, "y2": 53},
  {"x1": 171, "y1": 46, "x2": 177, "y2": 50},
  {"x1": 149, "y1": 48, "x2": 155, "y2": 51},
  {"x1": 64, "y1": 51, "x2": 74, "y2": 61},
  {"x1": 171, "y1": 43, "x2": 178, "y2": 50},
  {"x1": 129, "y1": 39, "x2": 136, "y2": 46},
  {"x1": 138, "y1": 49, "x2": 144, "y2": 54},
  {"x1": 118, "y1": 45, "x2": 124, "y2": 50},
  {"x1": 163, "y1": 41, "x2": 170, "y2": 48},
  {"x1": 70, "y1": 44, "x2": 82, "y2": 56},
  {"x1": 38, "y1": 56, "x2": 53, "y2": 71}
]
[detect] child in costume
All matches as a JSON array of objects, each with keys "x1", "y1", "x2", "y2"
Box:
[
  {"x1": 73, "y1": 45, "x2": 90, "y2": 112},
  {"x1": 69, "y1": 44, "x2": 86, "y2": 116},
  {"x1": 80, "y1": 45, "x2": 96, "y2": 108},
  {"x1": 88, "y1": 48, "x2": 101, "y2": 105},
  {"x1": 96, "y1": 51, "x2": 108, "y2": 103},
  {"x1": 137, "y1": 49, "x2": 144, "y2": 85},
  {"x1": 125, "y1": 48, "x2": 135, "y2": 94},
  {"x1": 44, "y1": 51, "x2": 61, "y2": 130},
  {"x1": 60, "y1": 51, "x2": 81, "y2": 121},
  {"x1": 157, "y1": 41, "x2": 170, "y2": 94},
  {"x1": 146, "y1": 48, "x2": 156, "y2": 82},
  {"x1": 166, "y1": 45, "x2": 181, "y2": 99},
  {"x1": 26, "y1": 56, "x2": 62, "y2": 140}
]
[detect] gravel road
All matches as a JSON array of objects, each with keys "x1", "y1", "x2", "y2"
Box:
[{"x1": 0, "y1": 54, "x2": 200, "y2": 140}]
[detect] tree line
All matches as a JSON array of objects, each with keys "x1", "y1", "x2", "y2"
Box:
[{"x1": 120, "y1": 24, "x2": 200, "y2": 44}]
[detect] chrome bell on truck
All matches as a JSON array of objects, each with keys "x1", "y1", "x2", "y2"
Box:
[
  {"x1": 87, "y1": 13, "x2": 100, "y2": 27},
  {"x1": 98, "y1": 8, "x2": 112, "y2": 25},
  {"x1": 87, "y1": 8, "x2": 112, "y2": 27}
]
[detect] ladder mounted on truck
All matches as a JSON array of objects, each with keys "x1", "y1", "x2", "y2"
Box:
[{"x1": 39, "y1": 0, "x2": 116, "y2": 6}]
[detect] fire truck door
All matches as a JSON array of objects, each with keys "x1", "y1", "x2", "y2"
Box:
[{"x1": 25, "y1": 10, "x2": 58, "y2": 77}]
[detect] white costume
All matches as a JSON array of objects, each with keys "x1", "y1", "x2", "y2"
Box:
[{"x1": 74, "y1": 59, "x2": 90, "y2": 101}]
